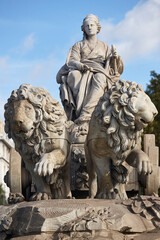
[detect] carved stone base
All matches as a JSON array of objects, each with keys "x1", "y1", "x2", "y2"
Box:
[
  {"x1": 70, "y1": 144, "x2": 89, "y2": 192},
  {"x1": 1, "y1": 197, "x2": 160, "y2": 240}
]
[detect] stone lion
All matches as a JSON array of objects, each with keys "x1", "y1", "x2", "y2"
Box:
[
  {"x1": 86, "y1": 79, "x2": 158, "y2": 200},
  {"x1": 4, "y1": 84, "x2": 72, "y2": 200}
]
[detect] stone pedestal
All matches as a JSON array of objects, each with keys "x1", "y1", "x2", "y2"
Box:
[
  {"x1": 1, "y1": 197, "x2": 160, "y2": 240},
  {"x1": 144, "y1": 134, "x2": 160, "y2": 195}
]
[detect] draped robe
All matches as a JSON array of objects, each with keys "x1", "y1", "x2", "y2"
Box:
[{"x1": 56, "y1": 40, "x2": 123, "y2": 122}]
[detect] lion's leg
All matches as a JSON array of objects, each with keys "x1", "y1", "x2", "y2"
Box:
[
  {"x1": 62, "y1": 157, "x2": 72, "y2": 198},
  {"x1": 94, "y1": 157, "x2": 115, "y2": 199},
  {"x1": 60, "y1": 142, "x2": 72, "y2": 198},
  {"x1": 47, "y1": 141, "x2": 72, "y2": 199},
  {"x1": 89, "y1": 170, "x2": 97, "y2": 199},
  {"x1": 50, "y1": 157, "x2": 72, "y2": 199},
  {"x1": 87, "y1": 154, "x2": 97, "y2": 198},
  {"x1": 85, "y1": 142, "x2": 97, "y2": 198},
  {"x1": 56, "y1": 141, "x2": 72, "y2": 199},
  {"x1": 23, "y1": 159, "x2": 52, "y2": 200},
  {"x1": 111, "y1": 163, "x2": 128, "y2": 200}
]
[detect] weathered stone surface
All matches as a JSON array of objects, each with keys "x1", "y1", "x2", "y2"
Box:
[
  {"x1": 57, "y1": 14, "x2": 123, "y2": 125},
  {"x1": 1, "y1": 198, "x2": 159, "y2": 239},
  {"x1": 4, "y1": 84, "x2": 72, "y2": 201},
  {"x1": 86, "y1": 218, "x2": 106, "y2": 230},
  {"x1": 134, "y1": 230, "x2": 160, "y2": 240},
  {"x1": 70, "y1": 144, "x2": 89, "y2": 191},
  {"x1": 9, "y1": 234, "x2": 54, "y2": 240},
  {"x1": 9, "y1": 148, "x2": 22, "y2": 194},
  {"x1": 143, "y1": 134, "x2": 155, "y2": 154},
  {"x1": 86, "y1": 79, "x2": 158, "y2": 201},
  {"x1": 146, "y1": 146, "x2": 160, "y2": 195},
  {"x1": 126, "y1": 166, "x2": 139, "y2": 192}
]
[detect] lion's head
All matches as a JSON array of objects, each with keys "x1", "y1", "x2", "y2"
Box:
[
  {"x1": 4, "y1": 84, "x2": 67, "y2": 156},
  {"x1": 93, "y1": 79, "x2": 158, "y2": 159}
]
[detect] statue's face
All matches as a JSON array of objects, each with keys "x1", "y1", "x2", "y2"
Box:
[{"x1": 84, "y1": 20, "x2": 98, "y2": 37}]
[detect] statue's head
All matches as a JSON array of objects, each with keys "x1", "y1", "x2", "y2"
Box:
[{"x1": 81, "y1": 14, "x2": 101, "y2": 39}]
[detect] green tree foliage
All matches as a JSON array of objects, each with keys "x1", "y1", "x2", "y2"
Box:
[
  {"x1": 144, "y1": 71, "x2": 160, "y2": 148},
  {"x1": 0, "y1": 184, "x2": 6, "y2": 205}
]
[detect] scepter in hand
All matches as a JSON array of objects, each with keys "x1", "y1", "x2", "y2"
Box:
[{"x1": 111, "y1": 44, "x2": 118, "y2": 75}]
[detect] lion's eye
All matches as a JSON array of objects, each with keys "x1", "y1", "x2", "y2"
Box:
[
  {"x1": 37, "y1": 95, "x2": 42, "y2": 99},
  {"x1": 25, "y1": 106, "x2": 31, "y2": 111}
]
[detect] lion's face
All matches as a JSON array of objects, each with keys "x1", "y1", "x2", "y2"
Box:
[
  {"x1": 133, "y1": 91, "x2": 158, "y2": 130},
  {"x1": 11, "y1": 99, "x2": 36, "y2": 139}
]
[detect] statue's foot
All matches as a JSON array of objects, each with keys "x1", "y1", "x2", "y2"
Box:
[
  {"x1": 30, "y1": 192, "x2": 51, "y2": 201},
  {"x1": 8, "y1": 192, "x2": 25, "y2": 204},
  {"x1": 75, "y1": 115, "x2": 91, "y2": 124}
]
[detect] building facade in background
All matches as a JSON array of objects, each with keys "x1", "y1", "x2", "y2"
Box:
[{"x1": 0, "y1": 118, "x2": 13, "y2": 202}]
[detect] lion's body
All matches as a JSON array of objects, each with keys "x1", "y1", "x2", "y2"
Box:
[
  {"x1": 86, "y1": 80, "x2": 157, "y2": 200},
  {"x1": 5, "y1": 84, "x2": 72, "y2": 200}
]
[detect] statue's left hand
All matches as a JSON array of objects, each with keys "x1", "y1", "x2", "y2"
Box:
[
  {"x1": 112, "y1": 49, "x2": 118, "y2": 58},
  {"x1": 111, "y1": 44, "x2": 118, "y2": 58},
  {"x1": 81, "y1": 64, "x2": 93, "y2": 72}
]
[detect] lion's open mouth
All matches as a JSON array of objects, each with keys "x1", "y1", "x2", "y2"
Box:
[
  {"x1": 140, "y1": 118, "x2": 150, "y2": 125},
  {"x1": 16, "y1": 127, "x2": 34, "y2": 136},
  {"x1": 140, "y1": 118, "x2": 146, "y2": 124}
]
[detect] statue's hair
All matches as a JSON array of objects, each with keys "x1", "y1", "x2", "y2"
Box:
[
  {"x1": 4, "y1": 84, "x2": 67, "y2": 159},
  {"x1": 81, "y1": 14, "x2": 101, "y2": 40},
  {"x1": 95, "y1": 79, "x2": 144, "y2": 160}
]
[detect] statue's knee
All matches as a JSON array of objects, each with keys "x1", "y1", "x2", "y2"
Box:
[
  {"x1": 68, "y1": 70, "x2": 82, "y2": 82},
  {"x1": 94, "y1": 73, "x2": 106, "y2": 83}
]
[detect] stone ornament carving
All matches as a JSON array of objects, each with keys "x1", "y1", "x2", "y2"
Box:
[
  {"x1": 70, "y1": 146, "x2": 89, "y2": 191},
  {"x1": 1, "y1": 198, "x2": 160, "y2": 240},
  {"x1": 4, "y1": 84, "x2": 72, "y2": 201},
  {"x1": 123, "y1": 195, "x2": 160, "y2": 226},
  {"x1": 56, "y1": 14, "x2": 124, "y2": 125},
  {"x1": 86, "y1": 79, "x2": 158, "y2": 200}
]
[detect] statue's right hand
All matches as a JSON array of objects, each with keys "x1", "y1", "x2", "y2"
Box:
[{"x1": 81, "y1": 64, "x2": 93, "y2": 72}]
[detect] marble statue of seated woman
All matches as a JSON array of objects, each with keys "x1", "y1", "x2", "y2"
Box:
[{"x1": 57, "y1": 14, "x2": 124, "y2": 124}]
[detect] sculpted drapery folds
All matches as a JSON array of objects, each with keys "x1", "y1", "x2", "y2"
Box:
[{"x1": 57, "y1": 14, "x2": 124, "y2": 123}]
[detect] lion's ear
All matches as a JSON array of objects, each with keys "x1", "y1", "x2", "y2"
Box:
[
  {"x1": 128, "y1": 102, "x2": 138, "y2": 114},
  {"x1": 101, "y1": 100, "x2": 109, "y2": 112},
  {"x1": 35, "y1": 109, "x2": 43, "y2": 122}
]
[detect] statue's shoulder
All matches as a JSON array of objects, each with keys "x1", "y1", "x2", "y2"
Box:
[
  {"x1": 97, "y1": 40, "x2": 109, "y2": 49},
  {"x1": 72, "y1": 40, "x2": 84, "y2": 49}
]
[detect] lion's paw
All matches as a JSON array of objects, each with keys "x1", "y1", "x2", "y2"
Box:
[
  {"x1": 111, "y1": 164, "x2": 128, "y2": 184},
  {"x1": 97, "y1": 190, "x2": 117, "y2": 199},
  {"x1": 137, "y1": 159, "x2": 152, "y2": 175},
  {"x1": 30, "y1": 192, "x2": 52, "y2": 201},
  {"x1": 8, "y1": 192, "x2": 25, "y2": 204},
  {"x1": 34, "y1": 157, "x2": 55, "y2": 177}
]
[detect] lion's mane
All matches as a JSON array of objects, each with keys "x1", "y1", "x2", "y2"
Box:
[
  {"x1": 94, "y1": 79, "x2": 144, "y2": 160},
  {"x1": 4, "y1": 84, "x2": 67, "y2": 161}
]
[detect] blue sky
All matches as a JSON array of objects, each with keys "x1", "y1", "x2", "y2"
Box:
[{"x1": 0, "y1": 0, "x2": 160, "y2": 119}]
